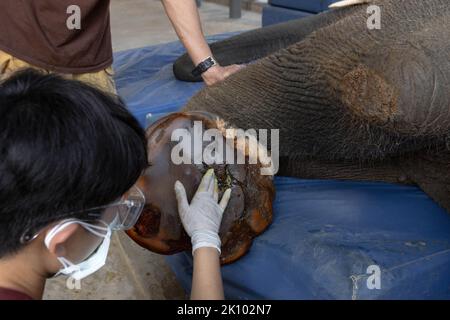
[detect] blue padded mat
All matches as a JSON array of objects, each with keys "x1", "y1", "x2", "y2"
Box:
[
  {"x1": 114, "y1": 33, "x2": 239, "y2": 128},
  {"x1": 263, "y1": 6, "x2": 313, "y2": 27},
  {"x1": 269, "y1": 0, "x2": 339, "y2": 13},
  {"x1": 113, "y1": 35, "x2": 450, "y2": 300}
]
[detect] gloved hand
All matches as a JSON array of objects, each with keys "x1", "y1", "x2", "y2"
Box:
[{"x1": 174, "y1": 169, "x2": 232, "y2": 254}]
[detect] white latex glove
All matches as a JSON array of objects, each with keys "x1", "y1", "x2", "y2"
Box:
[{"x1": 174, "y1": 169, "x2": 232, "y2": 254}]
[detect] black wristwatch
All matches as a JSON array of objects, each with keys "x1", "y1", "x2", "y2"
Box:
[{"x1": 191, "y1": 56, "x2": 218, "y2": 77}]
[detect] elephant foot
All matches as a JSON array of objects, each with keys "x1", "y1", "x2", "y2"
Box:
[{"x1": 126, "y1": 112, "x2": 275, "y2": 264}]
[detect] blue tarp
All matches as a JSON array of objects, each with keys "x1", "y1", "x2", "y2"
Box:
[
  {"x1": 113, "y1": 35, "x2": 450, "y2": 300},
  {"x1": 269, "y1": 0, "x2": 339, "y2": 13},
  {"x1": 114, "y1": 33, "x2": 235, "y2": 129},
  {"x1": 263, "y1": 5, "x2": 313, "y2": 27}
]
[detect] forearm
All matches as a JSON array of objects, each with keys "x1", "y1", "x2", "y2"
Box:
[
  {"x1": 191, "y1": 247, "x2": 224, "y2": 300},
  {"x1": 175, "y1": 170, "x2": 228, "y2": 300},
  {"x1": 161, "y1": 0, "x2": 212, "y2": 65}
]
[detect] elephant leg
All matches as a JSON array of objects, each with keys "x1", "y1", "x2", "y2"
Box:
[
  {"x1": 279, "y1": 150, "x2": 450, "y2": 215},
  {"x1": 278, "y1": 152, "x2": 450, "y2": 217},
  {"x1": 278, "y1": 155, "x2": 412, "y2": 185},
  {"x1": 173, "y1": 5, "x2": 364, "y2": 82},
  {"x1": 403, "y1": 151, "x2": 450, "y2": 213},
  {"x1": 183, "y1": 0, "x2": 450, "y2": 161}
]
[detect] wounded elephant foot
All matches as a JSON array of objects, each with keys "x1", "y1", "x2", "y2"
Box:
[{"x1": 126, "y1": 112, "x2": 275, "y2": 264}]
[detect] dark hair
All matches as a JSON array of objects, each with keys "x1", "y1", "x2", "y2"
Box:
[{"x1": 0, "y1": 69, "x2": 148, "y2": 257}]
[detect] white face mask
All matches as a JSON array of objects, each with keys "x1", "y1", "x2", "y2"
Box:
[{"x1": 44, "y1": 219, "x2": 112, "y2": 281}]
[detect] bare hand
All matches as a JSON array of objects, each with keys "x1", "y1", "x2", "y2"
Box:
[{"x1": 201, "y1": 64, "x2": 244, "y2": 86}]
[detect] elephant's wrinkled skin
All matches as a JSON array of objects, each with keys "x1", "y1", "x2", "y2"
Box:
[{"x1": 129, "y1": 0, "x2": 450, "y2": 262}]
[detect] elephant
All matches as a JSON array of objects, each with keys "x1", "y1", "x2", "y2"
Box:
[{"x1": 127, "y1": 0, "x2": 450, "y2": 263}]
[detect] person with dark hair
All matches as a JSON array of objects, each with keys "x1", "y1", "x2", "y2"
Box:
[{"x1": 0, "y1": 69, "x2": 231, "y2": 300}]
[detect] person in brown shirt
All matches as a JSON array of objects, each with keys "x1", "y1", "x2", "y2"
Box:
[{"x1": 0, "y1": 0, "x2": 242, "y2": 93}]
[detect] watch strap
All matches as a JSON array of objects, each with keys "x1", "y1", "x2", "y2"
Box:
[{"x1": 191, "y1": 56, "x2": 217, "y2": 77}]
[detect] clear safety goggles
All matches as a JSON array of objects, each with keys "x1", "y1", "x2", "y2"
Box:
[{"x1": 20, "y1": 185, "x2": 146, "y2": 244}]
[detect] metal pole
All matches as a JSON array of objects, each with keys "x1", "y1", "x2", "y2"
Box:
[{"x1": 230, "y1": 0, "x2": 242, "y2": 19}]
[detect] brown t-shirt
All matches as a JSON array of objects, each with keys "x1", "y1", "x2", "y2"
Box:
[
  {"x1": 0, "y1": 0, "x2": 112, "y2": 74},
  {"x1": 0, "y1": 287, "x2": 33, "y2": 300}
]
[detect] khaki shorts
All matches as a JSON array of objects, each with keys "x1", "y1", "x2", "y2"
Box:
[{"x1": 0, "y1": 50, "x2": 116, "y2": 94}]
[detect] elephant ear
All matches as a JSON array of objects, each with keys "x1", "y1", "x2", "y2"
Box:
[{"x1": 329, "y1": 0, "x2": 371, "y2": 9}]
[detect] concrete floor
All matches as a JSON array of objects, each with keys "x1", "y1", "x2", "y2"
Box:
[
  {"x1": 43, "y1": 0, "x2": 261, "y2": 300},
  {"x1": 111, "y1": 0, "x2": 262, "y2": 51},
  {"x1": 44, "y1": 232, "x2": 187, "y2": 300}
]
